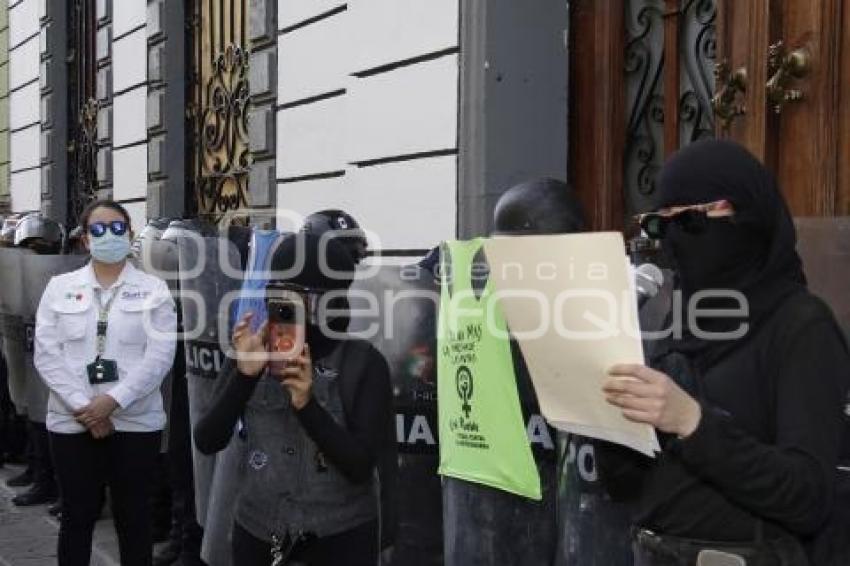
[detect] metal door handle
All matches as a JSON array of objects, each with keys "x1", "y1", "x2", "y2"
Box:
[
  {"x1": 766, "y1": 41, "x2": 811, "y2": 114},
  {"x1": 712, "y1": 60, "x2": 748, "y2": 130}
]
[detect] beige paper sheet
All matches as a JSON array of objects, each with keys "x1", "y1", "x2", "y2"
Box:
[{"x1": 482, "y1": 232, "x2": 660, "y2": 456}]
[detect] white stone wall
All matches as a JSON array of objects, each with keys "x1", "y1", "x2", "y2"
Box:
[
  {"x1": 275, "y1": 0, "x2": 459, "y2": 252},
  {"x1": 8, "y1": 0, "x2": 41, "y2": 212},
  {"x1": 110, "y1": 0, "x2": 147, "y2": 225}
]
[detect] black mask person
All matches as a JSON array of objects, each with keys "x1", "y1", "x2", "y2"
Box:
[
  {"x1": 267, "y1": 232, "x2": 355, "y2": 359},
  {"x1": 654, "y1": 139, "x2": 807, "y2": 361}
]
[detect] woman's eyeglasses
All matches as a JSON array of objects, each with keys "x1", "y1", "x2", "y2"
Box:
[
  {"x1": 88, "y1": 221, "x2": 128, "y2": 238},
  {"x1": 637, "y1": 200, "x2": 734, "y2": 239}
]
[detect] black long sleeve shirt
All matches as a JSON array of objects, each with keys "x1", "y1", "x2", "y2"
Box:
[
  {"x1": 194, "y1": 343, "x2": 392, "y2": 484},
  {"x1": 597, "y1": 290, "x2": 850, "y2": 541}
]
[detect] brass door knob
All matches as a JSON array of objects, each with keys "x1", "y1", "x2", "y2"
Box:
[
  {"x1": 766, "y1": 41, "x2": 811, "y2": 114},
  {"x1": 712, "y1": 60, "x2": 748, "y2": 130}
]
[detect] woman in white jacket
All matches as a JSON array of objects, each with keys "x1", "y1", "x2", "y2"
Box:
[{"x1": 34, "y1": 200, "x2": 177, "y2": 566}]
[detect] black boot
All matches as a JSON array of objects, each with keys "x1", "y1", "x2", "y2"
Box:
[
  {"x1": 13, "y1": 422, "x2": 58, "y2": 506},
  {"x1": 7, "y1": 466, "x2": 33, "y2": 487},
  {"x1": 12, "y1": 482, "x2": 57, "y2": 506}
]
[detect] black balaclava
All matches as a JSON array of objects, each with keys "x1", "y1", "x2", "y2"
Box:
[
  {"x1": 268, "y1": 232, "x2": 355, "y2": 358},
  {"x1": 657, "y1": 139, "x2": 806, "y2": 362}
]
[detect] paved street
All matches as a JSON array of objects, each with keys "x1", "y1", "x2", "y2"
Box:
[{"x1": 0, "y1": 464, "x2": 121, "y2": 566}]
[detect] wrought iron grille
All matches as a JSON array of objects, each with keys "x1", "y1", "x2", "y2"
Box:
[
  {"x1": 625, "y1": 0, "x2": 666, "y2": 214},
  {"x1": 679, "y1": 0, "x2": 717, "y2": 145},
  {"x1": 67, "y1": 0, "x2": 99, "y2": 229},
  {"x1": 624, "y1": 0, "x2": 716, "y2": 214},
  {"x1": 189, "y1": 0, "x2": 251, "y2": 225}
]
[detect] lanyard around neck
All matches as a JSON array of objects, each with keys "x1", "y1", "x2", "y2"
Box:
[{"x1": 94, "y1": 284, "x2": 122, "y2": 361}]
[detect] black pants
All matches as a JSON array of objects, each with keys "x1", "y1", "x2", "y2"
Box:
[
  {"x1": 50, "y1": 430, "x2": 161, "y2": 566},
  {"x1": 232, "y1": 520, "x2": 378, "y2": 566},
  {"x1": 29, "y1": 420, "x2": 56, "y2": 489}
]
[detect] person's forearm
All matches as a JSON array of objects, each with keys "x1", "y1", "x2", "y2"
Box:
[
  {"x1": 194, "y1": 367, "x2": 259, "y2": 455},
  {"x1": 677, "y1": 406, "x2": 835, "y2": 535}
]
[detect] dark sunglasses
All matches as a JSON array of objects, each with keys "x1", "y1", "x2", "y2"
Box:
[
  {"x1": 88, "y1": 221, "x2": 128, "y2": 238},
  {"x1": 639, "y1": 209, "x2": 708, "y2": 239}
]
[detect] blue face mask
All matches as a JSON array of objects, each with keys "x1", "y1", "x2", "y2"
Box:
[{"x1": 89, "y1": 232, "x2": 131, "y2": 264}]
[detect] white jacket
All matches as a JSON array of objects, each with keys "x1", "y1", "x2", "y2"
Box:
[{"x1": 34, "y1": 261, "x2": 177, "y2": 433}]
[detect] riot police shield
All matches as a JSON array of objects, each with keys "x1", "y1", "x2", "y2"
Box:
[
  {"x1": 441, "y1": 366, "x2": 559, "y2": 566},
  {"x1": 132, "y1": 220, "x2": 181, "y2": 450},
  {"x1": 349, "y1": 262, "x2": 443, "y2": 566},
  {"x1": 554, "y1": 257, "x2": 674, "y2": 566},
  {"x1": 0, "y1": 247, "x2": 30, "y2": 412},
  {"x1": 554, "y1": 435, "x2": 632, "y2": 566},
  {"x1": 200, "y1": 228, "x2": 278, "y2": 566},
  {"x1": 174, "y1": 226, "x2": 244, "y2": 518},
  {"x1": 21, "y1": 254, "x2": 88, "y2": 423},
  {"x1": 170, "y1": 222, "x2": 249, "y2": 566},
  {"x1": 436, "y1": 248, "x2": 559, "y2": 566}
]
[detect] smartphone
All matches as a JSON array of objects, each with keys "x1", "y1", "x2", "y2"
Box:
[
  {"x1": 267, "y1": 295, "x2": 306, "y2": 369},
  {"x1": 697, "y1": 549, "x2": 747, "y2": 566}
]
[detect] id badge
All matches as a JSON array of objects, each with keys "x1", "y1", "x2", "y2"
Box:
[{"x1": 87, "y1": 359, "x2": 119, "y2": 385}]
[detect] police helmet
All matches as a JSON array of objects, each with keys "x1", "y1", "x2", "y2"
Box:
[
  {"x1": 302, "y1": 209, "x2": 368, "y2": 265},
  {"x1": 131, "y1": 217, "x2": 175, "y2": 259},
  {"x1": 13, "y1": 213, "x2": 65, "y2": 254},
  {"x1": 493, "y1": 178, "x2": 585, "y2": 236}
]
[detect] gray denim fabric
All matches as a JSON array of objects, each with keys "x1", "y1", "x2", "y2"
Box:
[{"x1": 235, "y1": 347, "x2": 377, "y2": 543}]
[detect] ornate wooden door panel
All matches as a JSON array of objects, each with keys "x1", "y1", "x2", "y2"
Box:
[
  {"x1": 189, "y1": 0, "x2": 251, "y2": 223},
  {"x1": 571, "y1": 0, "x2": 718, "y2": 230},
  {"x1": 716, "y1": 0, "x2": 850, "y2": 216}
]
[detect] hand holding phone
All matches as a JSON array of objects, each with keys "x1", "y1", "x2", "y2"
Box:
[
  {"x1": 267, "y1": 295, "x2": 307, "y2": 371},
  {"x1": 274, "y1": 343, "x2": 313, "y2": 410}
]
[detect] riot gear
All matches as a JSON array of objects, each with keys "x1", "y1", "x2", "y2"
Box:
[
  {"x1": 164, "y1": 219, "x2": 251, "y2": 566},
  {"x1": 438, "y1": 179, "x2": 586, "y2": 566},
  {"x1": 493, "y1": 178, "x2": 585, "y2": 236},
  {"x1": 131, "y1": 217, "x2": 174, "y2": 261},
  {"x1": 134, "y1": 218, "x2": 207, "y2": 566},
  {"x1": 348, "y1": 262, "x2": 443, "y2": 565},
  {"x1": 0, "y1": 214, "x2": 23, "y2": 245},
  {"x1": 14, "y1": 213, "x2": 65, "y2": 254},
  {"x1": 12, "y1": 215, "x2": 85, "y2": 507},
  {"x1": 67, "y1": 225, "x2": 87, "y2": 255},
  {"x1": 302, "y1": 209, "x2": 369, "y2": 265}
]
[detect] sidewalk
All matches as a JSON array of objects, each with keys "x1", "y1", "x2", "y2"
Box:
[{"x1": 0, "y1": 464, "x2": 121, "y2": 566}]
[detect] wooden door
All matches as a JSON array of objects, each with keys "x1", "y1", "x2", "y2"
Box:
[
  {"x1": 570, "y1": 0, "x2": 720, "y2": 230},
  {"x1": 570, "y1": 0, "x2": 850, "y2": 229},
  {"x1": 716, "y1": 0, "x2": 850, "y2": 216}
]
